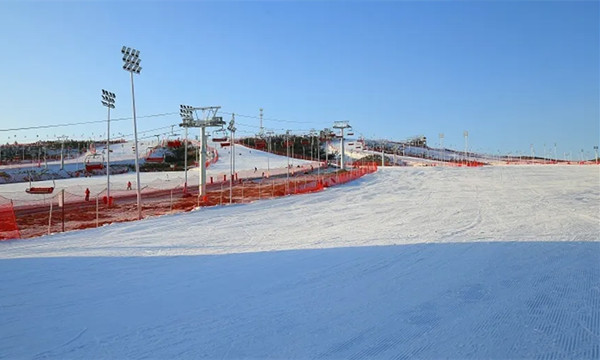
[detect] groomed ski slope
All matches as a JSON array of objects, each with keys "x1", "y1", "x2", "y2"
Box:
[{"x1": 0, "y1": 166, "x2": 599, "y2": 358}]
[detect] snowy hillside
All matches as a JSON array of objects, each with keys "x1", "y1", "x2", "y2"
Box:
[{"x1": 1, "y1": 165, "x2": 598, "y2": 358}]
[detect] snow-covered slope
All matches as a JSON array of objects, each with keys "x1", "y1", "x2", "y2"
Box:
[{"x1": 0, "y1": 166, "x2": 598, "y2": 358}]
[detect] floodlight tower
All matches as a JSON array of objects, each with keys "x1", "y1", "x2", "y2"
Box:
[
  {"x1": 179, "y1": 105, "x2": 224, "y2": 200},
  {"x1": 179, "y1": 105, "x2": 194, "y2": 192},
  {"x1": 101, "y1": 89, "x2": 116, "y2": 203},
  {"x1": 333, "y1": 121, "x2": 351, "y2": 170},
  {"x1": 594, "y1": 146, "x2": 598, "y2": 164},
  {"x1": 266, "y1": 130, "x2": 274, "y2": 175},
  {"x1": 227, "y1": 114, "x2": 236, "y2": 204},
  {"x1": 259, "y1": 108, "x2": 264, "y2": 138},
  {"x1": 121, "y1": 46, "x2": 143, "y2": 220}
]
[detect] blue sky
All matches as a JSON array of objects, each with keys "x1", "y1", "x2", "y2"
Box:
[{"x1": 0, "y1": 1, "x2": 598, "y2": 158}]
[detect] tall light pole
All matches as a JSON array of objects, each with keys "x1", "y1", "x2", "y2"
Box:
[
  {"x1": 259, "y1": 108, "x2": 264, "y2": 138},
  {"x1": 121, "y1": 46, "x2": 143, "y2": 220},
  {"x1": 228, "y1": 114, "x2": 236, "y2": 204},
  {"x1": 101, "y1": 89, "x2": 116, "y2": 204},
  {"x1": 333, "y1": 121, "x2": 351, "y2": 170},
  {"x1": 594, "y1": 146, "x2": 598, "y2": 165},
  {"x1": 180, "y1": 105, "x2": 194, "y2": 193}
]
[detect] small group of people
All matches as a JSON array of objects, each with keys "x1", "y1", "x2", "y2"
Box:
[{"x1": 84, "y1": 181, "x2": 132, "y2": 201}]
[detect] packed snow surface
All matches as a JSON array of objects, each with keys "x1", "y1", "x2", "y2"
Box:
[{"x1": 1, "y1": 166, "x2": 599, "y2": 358}]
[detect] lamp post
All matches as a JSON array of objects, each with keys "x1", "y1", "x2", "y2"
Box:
[
  {"x1": 180, "y1": 105, "x2": 194, "y2": 193},
  {"x1": 101, "y1": 89, "x2": 116, "y2": 204},
  {"x1": 121, "y1": 46, "x2": 143, "y2": 220}
]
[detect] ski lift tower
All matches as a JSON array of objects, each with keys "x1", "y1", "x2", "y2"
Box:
[
  {"x1": 333, "y1": 121, "x2": 351, "y2": 170},
  {"x1": 179, "y1": 105, "x2": 224, "y2": 200},
  {"x1": 57, "y1": 135, "x2": 68, "y2": 170}
]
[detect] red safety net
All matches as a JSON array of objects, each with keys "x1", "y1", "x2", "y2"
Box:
[
  {"x1": 0, "y1": 198, "x2": 20, "y2": 240},
  {"x1": 4, "y1": 164, "x2": 377, "y2": 241}
]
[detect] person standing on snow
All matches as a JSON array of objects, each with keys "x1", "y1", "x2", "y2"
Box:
[{"x1": 85, "y1": 188, "x2": 90, "y2": 201}]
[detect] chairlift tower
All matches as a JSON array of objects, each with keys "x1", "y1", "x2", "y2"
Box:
[
  {"x1": 333, "y1": 121, "x2": 351, "y2": 170},
  {"x1": 57, "y1": 135, "x2": 68, "y2": 170},
  {"x1": 179, "y1": 105, "x2": 224, "y2": 200}
]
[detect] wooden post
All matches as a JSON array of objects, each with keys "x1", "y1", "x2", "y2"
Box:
[{"x1": 96, "y1": 195, "x2": 99, "y2": 228}]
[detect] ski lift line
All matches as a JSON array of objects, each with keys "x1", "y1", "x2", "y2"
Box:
[
  {"x1": 220, "y1": 111, "x2": 320, "y2": 125},
  {"x1": 0, "y1": 112, "x2": 179, "y2": 133}
]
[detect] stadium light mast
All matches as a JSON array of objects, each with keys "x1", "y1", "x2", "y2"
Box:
[
  {"x1": 259, "y1": 108, "x2": 264, "y2": 138},
  {"x1": 101, "y1": 89, "x2": 116, "y2": 204},
  {"x1": 594, "y1": 146, "x2": 598, "y2": 164},
  {"x1": 333, "y1": 121, "x2": 351, "y2": 170},
  {"x1": 121, "y1": 46, "x2": 143, "y2": 220},
  {"x1": 179, "y1": 105, "x2": 194, "y2": 193}
]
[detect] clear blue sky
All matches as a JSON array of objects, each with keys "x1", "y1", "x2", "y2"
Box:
[{"x1": 0, "y1": 1, "x2": 598, "y2": 158}]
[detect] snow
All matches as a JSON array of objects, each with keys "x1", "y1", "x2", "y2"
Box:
[
  {"x1": 0, "y1": 160, "x2": 599, "y2": 357},
  {"x1": 0, "y1": 140, "x2": 316, "y2": 201}
]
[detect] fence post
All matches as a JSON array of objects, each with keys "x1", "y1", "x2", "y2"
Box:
[
  {"x1": 170, "y1": 189, "x2": 173, "y2": 213},
  {"x1": 272, "y1": 179, "x2": 275, "y2": 197},
  {"x1": 241, "y1": 180, "x2": 244, "y2": 203},
  {"x1": 220, "y1": 182, "x2": 223, "y2": 205},
  {"x1": 96, "y1": 195, "x2": 99, "y2": 228},
  {"x1": 48, "y1": 199, "x2": 53, "y2": 235},
  {"x1": 258, "y1": 180, "x2": 261, "y2": 200},
  {"x1": 61, "y1": 189, "x2": 65, "y2": 233}
]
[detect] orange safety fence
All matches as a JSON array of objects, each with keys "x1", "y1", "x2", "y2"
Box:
[
  {"x1": 0, "y1": 164, "x2": 377, "y2": 241},
  {"x1": 0, "y1": 199, "x2": 20, "y2": 240}
]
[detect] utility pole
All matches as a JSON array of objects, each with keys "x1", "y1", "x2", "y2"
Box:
[
  {"x1": 463, "y1": 130, "x2": 468, "y2": 165},
  {"x1": 333, "y1": 121, "x2": 351, "y2": 170},
  {"x1": 179, "y1": 105, "x2": 224, "y2": 201}
]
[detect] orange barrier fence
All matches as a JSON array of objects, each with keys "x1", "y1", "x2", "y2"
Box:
[{"x1": 0, "y1": 164, "x2": 377, "y2": 241}]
